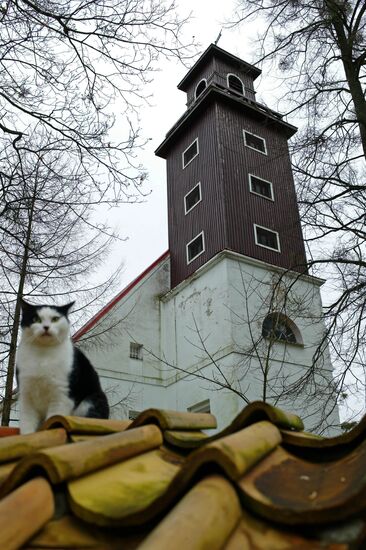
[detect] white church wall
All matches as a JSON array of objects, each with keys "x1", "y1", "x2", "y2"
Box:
[
  {"x1": 76, "y1": 249, "x2": 339, "y2": 434},
  {"x1": 226, "y1": 254, "x2": 335, "y2": 376},
  {"x1": 160, "y1": 255, "x2": 233, "y2": 382},
  {"x1": 159, "y1": 251, "x2": 339, "y2": 433},
  {"x1": 77, "y1": 255, "x2": 171, "y2": 417}
]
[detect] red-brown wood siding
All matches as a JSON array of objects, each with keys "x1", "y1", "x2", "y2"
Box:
[
  {"x1": 214, "y1": 58, "x2": 256, "y2": 100},
  {"x1": 184, "y1": 58, "x2": 256, "y2": 108},
  {"x1": 217, "y1": 102, "x2": 307, "y2": 273},
  {"x1": 161, "y1": 45, "x2": 307, "y2": 289},
  {"x1": 185, "y1": 58, "x2": 216, "y2": 107},
  {"x1": 167, "y1": 102, "x2": 228, "y2": 288},
  {"x1": 166, "y1": 95, "x2": 307, "y2": 289}
]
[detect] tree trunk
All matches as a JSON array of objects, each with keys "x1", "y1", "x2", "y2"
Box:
[
  {"x1": 326, "y1": 0, "x2": 366, "y2": 158},
  {"x1": 1, "y1": 186, "x2": 37, "y2": 425}
]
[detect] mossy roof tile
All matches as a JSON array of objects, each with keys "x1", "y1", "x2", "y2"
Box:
[{"x1": 0, "y1": 402, "x2": 365, "y2": 549}]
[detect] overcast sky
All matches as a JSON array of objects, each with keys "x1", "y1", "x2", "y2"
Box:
[{"x1": 104, "y1": 0, "x2": 261, "y2": 290}]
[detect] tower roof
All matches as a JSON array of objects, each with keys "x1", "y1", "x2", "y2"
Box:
[
  {"x1": 155, "y1": 86, "x2": 297, "y2": 159},
  {"x1": 177, "y1": 43, "x2": 261, "y2": 92}
]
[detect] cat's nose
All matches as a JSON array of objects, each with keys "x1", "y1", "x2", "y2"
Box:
[{"x1": 43, "y1": 326, "x2": 50, "y2": 331}]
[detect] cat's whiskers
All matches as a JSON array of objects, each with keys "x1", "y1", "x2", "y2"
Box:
[
  {"x1": 24, "y1": 332, "x2": 37, "y2": 344},
  {"x1": 54, "y1": 333, "x2": 63, "y2": 344}
]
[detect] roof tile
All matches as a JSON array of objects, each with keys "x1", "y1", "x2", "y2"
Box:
[
  {"x1": 41, "y1": 415, "x2": 131, "y2": 434},
  {"x1": 27, "y1": 515, "x2": 142, "y2": 549},
  {"x1": 1, "y1": 425, "x2": 162, "y2": 496},
  {"x1": 0, "y1": 402, "x2": 365, "y2": 549},
  {"x1": 239, "y1": 439, "x2": 366, "y2": 524},
  {"x1": 0, "y1": 428, "x2": 67, "y2": 464},
  {"x1": 190, "y1": 420, "x2": 281, "y2": 480},
  {"x1": 68, "y1": 448, "x2": 183, "y2": 526},
  {"x1": 130, "y1": 408, "x2": 217, "y2": 430},
  {"x1": 224, "y1": 510, "x2": 347, "y2": 550},
  {"x1": 0, "y1": 478, "x2": 54, "y2": 550},
  {"x1": 164, "y1": 429, "x2": 209, "y2": 448},
  {"x1": 139, "y1": 475, "x2": 241, "y2": 550}
]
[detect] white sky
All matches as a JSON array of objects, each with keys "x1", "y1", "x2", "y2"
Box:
[{"x1": 105, "y1": 0, "x2": 258, "y2": 289}]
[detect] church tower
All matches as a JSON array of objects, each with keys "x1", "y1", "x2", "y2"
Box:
[
  {"x1": 156, "y1": 44, "x2": 308, "y2": 289},
  {"x1": 73, "y1": 44, "x2": 339, "y2": 436}
]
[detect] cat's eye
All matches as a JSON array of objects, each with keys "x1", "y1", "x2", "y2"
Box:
[
  {"x1": 51, "y1": 316, "x2": 60, "y2": 322},
  {"x1": 32, "y1": 315, "x2": 41, "y2": 323}
]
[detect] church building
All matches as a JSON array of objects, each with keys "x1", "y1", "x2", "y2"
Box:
[{"x1": 74, "y1": 45, "x2": 339, "y2": 433}]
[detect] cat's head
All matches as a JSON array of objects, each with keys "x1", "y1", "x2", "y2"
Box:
[{"x1": 20, "y1": 300, "x2": 75, "y2": 346}]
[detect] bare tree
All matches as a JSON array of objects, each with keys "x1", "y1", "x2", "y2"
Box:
[
  {"x1": 0, "y1": 0, "x2": 195, "y2": 424},
  {"x1": 0, "y1": 0, "x2": 195, "y2": 203},
  {"x1": 0, "y1": 142, "x2": 124, "y2": 425},
  {"x1": 229, "y1": 0, "x2": 366, "y2": 418}
]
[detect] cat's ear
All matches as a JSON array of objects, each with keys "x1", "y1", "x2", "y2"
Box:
[
  {"x1": 20, "y1": 298, "x2": 33, "y2": 311},
  {"x1": 59, "y1": 301, "x2": 75, "y2": 316}
]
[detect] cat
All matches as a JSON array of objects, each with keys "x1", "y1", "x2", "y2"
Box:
[{"x1": 16, "y1": 299, "x2": 109, "y2": 434}]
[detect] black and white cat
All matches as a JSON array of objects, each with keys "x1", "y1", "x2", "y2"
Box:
[{"x1": 17, "y1": 300, "x2": 109, "y2": 434}]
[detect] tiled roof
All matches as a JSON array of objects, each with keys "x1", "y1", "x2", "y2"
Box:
[{"x1": 0, "y1": 401, "x2": 364, "y2": 549}]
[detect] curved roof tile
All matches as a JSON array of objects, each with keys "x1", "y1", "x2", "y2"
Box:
[{"x1": 0, "y1": 401, "x2": 363, "y2": 549}]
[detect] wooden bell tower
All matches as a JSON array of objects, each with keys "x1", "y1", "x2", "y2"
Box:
[{"x1": 155, "y1": 44, "x2": 307, "y2": 290}]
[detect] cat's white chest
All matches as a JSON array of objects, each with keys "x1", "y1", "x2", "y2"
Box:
[
  {"x1": 17, "y1": 341, "x2": 73, "y2": 380},
  {"x1": 17, "y1": 340, "x2": 75, "y2": 432}
]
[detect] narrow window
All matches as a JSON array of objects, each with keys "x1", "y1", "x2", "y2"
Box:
[
  {"x1": 184, "y1": 182, "x2": 202, "y2": 214},
  {"x1": 254, "y1": 225, "x2": 280, "y2": 252},
  {"x1": 187, "y1": 399, "x2": 211, "y2": 414},
  {"x1": 227, "y1": 74, "x2": 244, "y2": 95},
  {"x1": 186, "y1": 231, "x2": 205, "y2": 263},
  {"x1": 195, "y1": 79, "x2": 207, "y2": 99},
  {"x1": 182, "y1": 138, "x2": 199, "y2": 168},
  {"x1": 130, "y1": 342, "x2": 143, "y2": 360},
  {"x1": 262, "y1": 313, "x2": 299, "y2": 344},
  {"x1": 249, "y1": 174, "x2": 274, "y2": 201},
  {"x1": 243, "y1": 130, "x2": 267, "y2": 154}
]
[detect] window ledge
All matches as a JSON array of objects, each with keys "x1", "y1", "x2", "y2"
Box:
[{"x1": 264, "y1": 337, "x2": 304, "y2": 348}]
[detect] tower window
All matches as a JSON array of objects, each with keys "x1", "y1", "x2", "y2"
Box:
[
  {"x1": 243, "y1": 130, "x2": 267, "y2": 155},
  {"x1": 186, "y1": 231, "x2": 205, "y2": 263},
  {"x1": 262, "y1": 313, "x2": 301, "y2": 345},
  {"x1": 227, "y1": 74, "x2": 244, "y2": 95},
  {"x1": 130, "y1": 342, "x2": 143, "y2": 360},
  {"x1": 254, "y1": 224, "x2": 280, "y2": 252},
  {"x1": 184, "y1": 182, "x2": 202, "y2": 214},
  {"x1": 195, "y1": 79, "x2": 207, "y2": 99},
  {"x1": 249, "y1": 174, "x2": 274, "y2": 201},
  {"x1": 182, "y1": 138, "x2": 199, "y2": 168}
]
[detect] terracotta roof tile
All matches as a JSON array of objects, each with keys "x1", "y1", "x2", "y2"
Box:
[
  {"x1": 41, "y1": 415, "x2": 131, "y2": 434},
  {"x1": 0, "y1": 402, "x2": 365, "y2": 549},
  {"x1": 0, "y1": 425, "x2": 162, "y2": 498},
  {"x1": 224, "y1": 510, "x2": 348, "y2": 550},
  {"x1": 139, "y1": 475, "x2": 241, "y2": 550},
  {"x1": 163, "y1": 429, "x2": 209, "y2": 448},
  {"x1": 68, "y1": 447, "x2": 183, "y2": 526},
  {"x1": 0, "y1": 428, "x2": 67, "y2": 463},
  {"x1": 0, "y1": 478, "x2": 54, "y2": 550},
  {"x1": 130, "y1": 407, "x2": 217, "y2": 430},
  {"x1": 240, "y1": 439, "x2": 366, "y2": 525},
  {"x1": 0, "y1": 427, "x2": 20, "y2": 438}
]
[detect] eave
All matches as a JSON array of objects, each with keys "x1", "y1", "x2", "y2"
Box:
[{"x1": 155, "y1": 85, "x2": 297, "y2": 159}]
